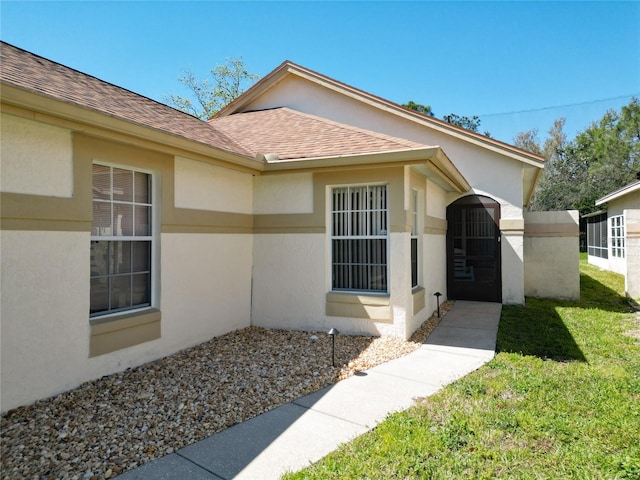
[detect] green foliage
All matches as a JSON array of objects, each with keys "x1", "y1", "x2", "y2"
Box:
[
  {"x1": 284, "y1": 261, "x2": 640, "y2": 479},
  {"x1": 403, "y1": 101, "x2": 491, "y2": 137},
  {"x1": 442, "y1": 113, "x2": 481, "y2": 132},
  {"x1": 166, "y1": 57, "x2": 259, "y2": 120},
  {"x1": 520, "y1": 98, "x2": 640, "y2": 214},
  {"x1": 403, "y1": 100, "x2": 434, "y2": 116}
]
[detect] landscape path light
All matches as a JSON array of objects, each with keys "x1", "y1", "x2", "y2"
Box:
[
  {"x1": 434, "y1": 292, "x2": 442, "y2": 318},
  {"x1": 328, "y1": 328, "x2": 340, "y2": 367}
]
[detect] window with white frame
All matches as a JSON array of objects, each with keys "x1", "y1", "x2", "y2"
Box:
[
  {"x1": 610, "y1": 215, "x2": 625, "y2": 258},
  {"x1": 411, "y1": 189, "x2": 419, "y2": 288},
  {"x1": 90, "y1": 164, "x2": 153, "y2": 316},
  {"x1": 332, "y1": 184, "x2": 388, "y2": 292}
]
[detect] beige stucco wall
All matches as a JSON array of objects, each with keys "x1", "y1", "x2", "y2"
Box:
[
  {"x1": 608, "y1": 190, "x2": 640, "y2": 215},
  {"x1": 1, "y1": 231, "x2": 91, "y2": 411},
  {"x1": 254, "y1": 172, "x2": 314, "y2": 214},
  {"x1": 242, "y1": 77, "x2": 530, "y2": 305},
  {"x1": 0, "y1": 126, "x2": 254, "y2": 412},
  {"x1": 624, "y1": 209, "x2": 640, "y2": 300},
  {"x1": 174, "y1": 156, "x2": 253, "y2": 214},
  {"x1": 0, "y1": 231, "x2": 253, "y2": 412},
  {"x1": 406, "y1": 175, "x2": 448, "y2": 336},
  {"x1": 252, "y1": 233, "x2": 337, "y2": 330},
  {"x1": 523, "y1": 210, "x2": 580, "y2": 300},
  {"x1": 161, "y1": 233, "x2": 252, "y2": 346},
  {"x1": 251, "y1": 166, "x2": 441, "y2": 339},
  {"x1": 0, "y1": 113, "x2": 74, "y2": 197},
  {"x1": 607, "y1": 193, "x2": 640, "y2": 280}
]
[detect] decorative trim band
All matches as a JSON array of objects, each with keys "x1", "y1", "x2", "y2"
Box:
[
  {"x1": 326, "y1": 292, "x2": 391, "y2": 321},
  {"x1": 524, "y1": 223, "x2": 579, "y2": 237}
]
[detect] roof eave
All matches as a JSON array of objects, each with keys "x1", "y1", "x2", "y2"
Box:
[
  {"x1": 218, "y1": 61, "x2": 546, "y2": 168},
  {"x1": 215, "y1": 60, "x2": 296, "y2": 119},
  {"x1": 1, "y1": 82, "x2": 260, "y2": 171},
  {"x1": 263, "y1": 146, "x2": 471, "y2": 194},
  {"x1": 595, "y1": 181, "x2": 640, "y2": 206}
]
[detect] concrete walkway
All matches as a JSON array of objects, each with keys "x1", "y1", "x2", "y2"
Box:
[{"x1": 119, "y1": 301, "x2": 502, "y2": 480}]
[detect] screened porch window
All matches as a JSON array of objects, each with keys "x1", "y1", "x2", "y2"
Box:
[
  {"x1": 90, "y1": 164, "x2": 153, "y2": 317},
  {"x1": 332, "y1": 185, "x2": 388, "y2": 292},
  {"x1": 586, "y1": 212, "x2": 608, "y2": 259}
]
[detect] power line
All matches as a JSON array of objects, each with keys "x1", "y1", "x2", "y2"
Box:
[{"x1": 477, "y1": 93, "x2": 639, "y2": 118}]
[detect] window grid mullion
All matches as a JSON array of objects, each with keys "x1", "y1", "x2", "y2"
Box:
[
  {"x1": 91, "y1": 164, "x2": 153, "y2": 317},
  {"x1": 332, "y1": 184, "x2": 388, "y2": 293}
]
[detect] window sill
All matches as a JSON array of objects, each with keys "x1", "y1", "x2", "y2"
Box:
[
  {"x1": 326, "y1": 292, "x2": 391, "y2": 321},
  {"x1": 89, "y1": 308, "x2": 161, "y2": 357},
  {"x1": 412, "y1": 287, "x2": 425, "y2": 316}
]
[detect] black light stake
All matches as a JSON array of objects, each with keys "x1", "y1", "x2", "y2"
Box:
[
  {"x1": 434, "y1": 292, "x2": 442, "y2": 317},
  {"x1": 328, "y1": 328, "x2": 339, "y2": 367}
]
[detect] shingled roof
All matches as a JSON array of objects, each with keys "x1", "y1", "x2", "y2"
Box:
[
  {"x1": 0, "y1": 41, "x2": 252, "y2": 157},
  {"x1": 209, "y1": 107, "x2": 430, "y2": 160}
]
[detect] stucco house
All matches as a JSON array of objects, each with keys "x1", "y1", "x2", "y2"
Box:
[
  {"x1": 0, "y1": 42, "x2": 579, "y2": 412},
  {"x1": 585, "y1": 178, "x2": 640, "y2": 300}
]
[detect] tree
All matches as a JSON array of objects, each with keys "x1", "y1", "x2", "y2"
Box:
[
  {"x1": 402, "y1": 101, "x2": 434, "y2": 116},
  {"x1": 166, "y1": 57, "x2": 259, "y2": 120},
  {"x1": 520, "y1": 98, "x2": 640, "y2": 214},
  {"x1": 513, "y1": 128, "x2": 543, "y2": 156},
  {"x1": 442, "y1": 113, "x2": 481, "y2": 132},
  {"x1": 404, "y1": 102, "x2": 491, "y2": 137}
]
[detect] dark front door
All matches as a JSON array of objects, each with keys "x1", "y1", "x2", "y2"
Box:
[{"x1": 447, "y1": 196, "x2": 502, "y2": 302}]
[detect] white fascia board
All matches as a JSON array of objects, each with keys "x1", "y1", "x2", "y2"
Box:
[
  {"x1": 595, "y1": 181, "x2": 640, "y2": 206},
  {"x1": 262, "y1": 146, "x2": 471, "y2": 193},
  {"x1": 285, "y1": 67, "x2": 546, "y2": 169}
]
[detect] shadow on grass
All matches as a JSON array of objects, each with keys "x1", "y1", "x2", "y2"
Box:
[
  {"x1": 578, "y1": 272, "x2": 633, "y2": 313},
  {"x1": 497, "y1": 300, "x2": 587, "y2": 362},
  {"x1": 496, "y1": 271, "x2": 630, "y2": 363}
]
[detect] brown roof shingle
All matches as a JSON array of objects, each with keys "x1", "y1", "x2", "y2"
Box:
[
  {"x1": 0, "y1": 42, "x2": 435, "y2": 164},
  {"x1": 0, "y1": 42, "x2": 252, "y2": 157},
  {"x1": 209, "y1": 107, "x2": 429, "y2": 160}
]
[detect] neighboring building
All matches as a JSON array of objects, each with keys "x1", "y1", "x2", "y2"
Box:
[
  {"x1": 586, "y1": 179, "x2": 640, "y2": 300},
  {"x1": 0, "y1": 42, "x2": 578, "y2": 411}
]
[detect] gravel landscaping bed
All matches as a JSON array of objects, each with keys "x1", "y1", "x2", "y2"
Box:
[{"x1": 1, "y1": 302, "x2": 452, "y2": 480}]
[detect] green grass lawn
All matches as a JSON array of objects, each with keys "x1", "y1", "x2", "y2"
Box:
[{"x1": 284, "y1": 260, "x2": 640, "y2": 479}]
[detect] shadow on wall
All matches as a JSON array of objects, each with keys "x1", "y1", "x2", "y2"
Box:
[{"x1": 497, "y1": 270, "x2": 632, "y2": 363}]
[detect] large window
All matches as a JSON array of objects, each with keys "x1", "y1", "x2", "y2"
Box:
[
  {"x1": 90, "y1": 164, "x2": 153, "y2": 317},
  {"x1": 586, "y1": 212, "x2": 608, "y2": 259},
  {"x1": 610, "y1": 215, "x2": 625, "y2": 258},
  {"x1": 332, "y1": 185, "x2": 388, "y2": 292},
  {"x1": 411, "y1": 189, "x2": 419, "y2": 288}
]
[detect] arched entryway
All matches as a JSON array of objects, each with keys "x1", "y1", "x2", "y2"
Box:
[{"x1": 446, "y1": 195, "x2": 502, "y2": 302}]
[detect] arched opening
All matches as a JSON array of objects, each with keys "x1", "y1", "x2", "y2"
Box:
[{"x1": 446, "y1": 195, "x2": 502, "y2": 302}]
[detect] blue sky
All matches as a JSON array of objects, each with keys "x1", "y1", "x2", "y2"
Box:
[{"x1": 1, "y1": 1, "x2": 639, "y2": 144}]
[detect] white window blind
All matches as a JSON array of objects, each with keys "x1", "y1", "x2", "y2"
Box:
[{"x1": 90, "y1": 164, "x2": 153, "y2": 316}]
